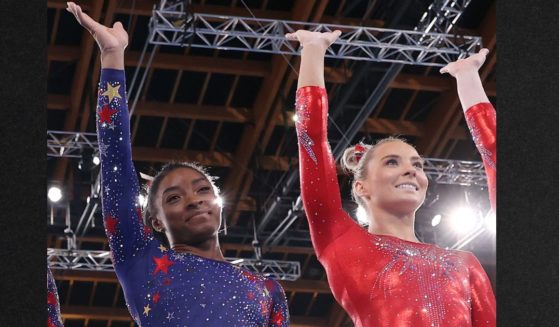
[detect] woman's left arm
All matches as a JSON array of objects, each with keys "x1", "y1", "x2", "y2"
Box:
[{"x1": 441, "y1": 49, "x2": 496, "y2": 211}]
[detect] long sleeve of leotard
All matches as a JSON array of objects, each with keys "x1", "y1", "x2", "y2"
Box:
[
  {"x1": 464, "y1": 103, "x2": 496, "y2": 211},
  {"x1": 96, "y1": 69, "x2": 153, "y2": 268},
  {"x1": 466, "y1": 253, "x2": 497, "y2": 326},
  {"x1": 294, "y1": 86, "x2": 356, "y2": 258},
  {"x1": 47, "y1": 267, "x2": 63, "y2": 327}
]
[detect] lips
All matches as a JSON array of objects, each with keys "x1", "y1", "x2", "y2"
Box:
[
  {"x1": 395, "y1": 183, "x2": 419, "y2": 191},
  {"x1": 186, "y1": 210, "x2": 211, "y2": 222}
]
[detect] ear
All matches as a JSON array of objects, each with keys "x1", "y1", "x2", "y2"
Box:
[
  {"x1": 354, "y1": 180, "x2": 370, "y2": 199},
  {"x1": 151, "y1": 216, "x2": 165, "y2": 233}
]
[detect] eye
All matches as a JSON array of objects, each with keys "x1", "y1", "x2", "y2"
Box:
[
  {"x1": 198, "y1": 186, "x2": 212, "y2": 193},
  {"x1": 413, "y1": 162, "x2": 424, "y2": 169},
  {"x1": 166, "y1": 195, "x2": 180, "y2": 203},
  {"x1": 386, "y1": 158, "x2": 398, "y2": 166}
]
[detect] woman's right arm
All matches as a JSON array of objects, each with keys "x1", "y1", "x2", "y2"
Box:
[
  {"x1": 287, "y1": 30, "x2": 356, "y2": 257},
  {"x1": 67, "y1": 2, "x2": 153, "y2": 266}
]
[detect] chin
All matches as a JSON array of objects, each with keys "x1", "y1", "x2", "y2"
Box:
[{"x1": 388, "y1": 198, "x2": 424, "y2": 213}]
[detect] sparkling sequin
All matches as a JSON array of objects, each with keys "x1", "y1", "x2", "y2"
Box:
[
  {"x1": 47, "y1": 267, "x2": 64, "y2": 327},
  {"x1": 295, "y1": 91, "x2": 318, "y2": 164},
  {"x1": 464, "y1": 103, "x2": 496, "y2": 212},
  {"x1": 97, "y1": 69, "x2": 289, "y2": 326}
]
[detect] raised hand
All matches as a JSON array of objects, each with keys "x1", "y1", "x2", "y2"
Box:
[
  {"x1": 287, "y1": 30, "x2": 341, "y2": 89},
  {"x1": 66, "y1": 2, "x2": 128, "y2": 54},
  {"x1": 440, "y1": 48, "x2": 489, "y2": 78},
  {"x1": 285, "y1": 30, "x2": 341, "y2": 50}
]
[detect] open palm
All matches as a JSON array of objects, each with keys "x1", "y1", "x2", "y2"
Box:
[{"x1": 66, "y1": 2, "x2": 128, "y2": 53}]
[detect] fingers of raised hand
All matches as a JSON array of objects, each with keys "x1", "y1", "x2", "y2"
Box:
[
  {"x1": 285, "y1": 32, "x2": 299, "y2": 41},
  {"x1": 113, "y1": 21, "x2": 124, "y2": 30},
  {"x1": 326, "y1": 30, "x2": 342, "y2": 43}
]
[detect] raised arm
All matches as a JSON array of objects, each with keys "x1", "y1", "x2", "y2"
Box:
[
  {"x1": 441, "y1": 49, "x2": 496, "y2": 211},
  {"x1": 66, "y1": 2, "x2": 153, "y2": 267},
  {"x1": 286, "y1": 30, "x2": 355, "y2": 257}
]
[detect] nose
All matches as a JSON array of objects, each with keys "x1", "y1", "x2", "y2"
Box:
[
  {"x1": 403, "y1": 164, "x2": 417, "y2": 177},
  {"x1": 186, "y1": 195, "x2": 204, "y2": 210}
]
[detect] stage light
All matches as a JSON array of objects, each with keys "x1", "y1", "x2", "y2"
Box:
[
  {"x1": 356, "y1": 205, "x2": 368, "y2": 225},
  {"x1": 215, "y1": 196, "x2": 224, "y2": 208},
  {"x1": 449, "y1": 207, "x2": 478, "y2": 233},
  {"x1": 292, "y1": 114, "x2": 299, "y2": 122},
  {"x1": 431, "y1": 214, "x2": 442, "y2": 227},
  {"x1": 48, "y1": 186, "x2": 63, "y2": 203},
  {"x1": 138, "y1": 194, "x2": 147, "y2": 208},
  {"x1": 79, "y1": 148, "x2": 95, "y2": 171},
  {"x1": 92, "y1": 155, "x2": 100, "y2": 165},
  {"x1": 484, "y1": 211, "x2": 496, "y2": 233}
]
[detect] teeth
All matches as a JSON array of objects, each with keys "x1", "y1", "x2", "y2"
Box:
[{"x1": 397, "y1": 184, "x2": 417, "y2": 190}]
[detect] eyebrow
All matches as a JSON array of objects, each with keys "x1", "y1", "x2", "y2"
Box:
[
  {"x1": 192, "y1": 177, "x2": 208, "y2": 186},
  {"x1": 380, "y1": 154, "x2": 424, "y2": 162},
  {"x1": 162, "y1": 178, "x2": 209, "y2": 195}
]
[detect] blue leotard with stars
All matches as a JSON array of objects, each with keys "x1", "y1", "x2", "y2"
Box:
[{"x1": 96, "y1": 68, "x2": 289, "y2": 327}]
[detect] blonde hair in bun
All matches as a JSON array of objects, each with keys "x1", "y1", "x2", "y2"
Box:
[{"x1": 341, "y1": 136, "x2": 410, "y2": 210}]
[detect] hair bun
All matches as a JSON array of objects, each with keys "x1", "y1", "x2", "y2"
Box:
[{"x1": 341, "y1": 144, "x2": 367, "y2": 173}]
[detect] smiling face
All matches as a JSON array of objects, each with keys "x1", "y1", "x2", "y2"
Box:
[
  {"x1": 152, "y1": 167, "x2": 222, "y2": 245},
  {"x1": 355, "y1": 141, "x2": 428, "y2": 216}
]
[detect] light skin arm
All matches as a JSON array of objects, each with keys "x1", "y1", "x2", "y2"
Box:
[
  {"x1": 66, "y1": 1, "x2": 127, "y2": 69},
  {"x1": 440, "y1": 48, "x2": 491, "y2": 110},
  {"x1": 285, "y1": 30, "x2": 341, "y2": 89}
]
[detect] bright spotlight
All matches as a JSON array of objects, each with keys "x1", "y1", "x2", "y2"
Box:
[
  {"x1": 292, "y1": 114, "x2": 299, "y2": 122},
  {"x1": 48, "y1": 186, "x2": 63, "y2": 203},
  {"x1": 431, "y1": 214, "x2": 442, "y2": 227},
  {"x1": 92, "y1": 156, "x2": 100, "y2": 165},
  {"x1": 138, "y1": 194, "x2": 147, "y2": 208},
  {"x1": 215, "y1": 196, "x2": 224, "y2": 208},
  {"x1": 449, "y1": 207, "x2": 478, "y2": 233},
  {"x1": 484, "y1": 211, "x2": 496, "y2": 233},
  {"x1": 356, "y1": 206, "x2": 368, "y2": 225}
]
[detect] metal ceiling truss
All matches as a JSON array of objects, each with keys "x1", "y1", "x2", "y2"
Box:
[
  {"x1": 48, "y1": 248, "x2": 301, "y2": 281},
  {"x1": 256, "y1": 0, "x2": 478, "y2": 241},
  {"x1": 148, "y1": 0, "x2": 481, "y2": 67},
  {"x1": 48, "y1": 130, "x2": 99, "y2": 158},
  {"x1": 415, "y1": 0, "x2": 473, "y2": 34},
  {"x1": 46, "y1": 130, "x2": 487, "y2": 186}
]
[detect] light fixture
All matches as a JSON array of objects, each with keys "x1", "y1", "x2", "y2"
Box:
[
  {"x1": 484, "y1": 211, "x2": 496, "y2": 234},
  {"x1": 431, "y1": 214, "x2": 442, "y2": 227},
  {"x1": 292, "y1": 113, "x2": 299, "y2": 122},
  {"x1": 215, "y1": 196, "x2": 224, "y2": 208},
  {"x1": 449, "y1": 207, "x2": 478, "y2": 233},
  {"x1": 92, "y1": 155, "x2": 100, "y2": 166},
  {"x1": 48, "y1": 186, "x2": 63, "y2": 203},
  {"x1": 138, "y1": 194, "x2": 147, "y2": 208}
]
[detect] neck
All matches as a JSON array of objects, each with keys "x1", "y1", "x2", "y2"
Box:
[
  {"x1": 367, "y1": 206, "x2": 420, "y2": 243},
  {"x1": 171, "y1": 237, "x2": 226, "y2": 261}
]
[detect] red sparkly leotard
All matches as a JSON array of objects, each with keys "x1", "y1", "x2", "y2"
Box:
[
  {"x1": 295, "y1": 86, "x2": 496, "y2": 327},
  {"x1": 464, "y1": 103, "x2": 496, "y2": 211}
]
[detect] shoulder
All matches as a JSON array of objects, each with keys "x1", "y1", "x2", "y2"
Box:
[{"x1": 446, "y1": 249, "x2": 483, "y2": 268}]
